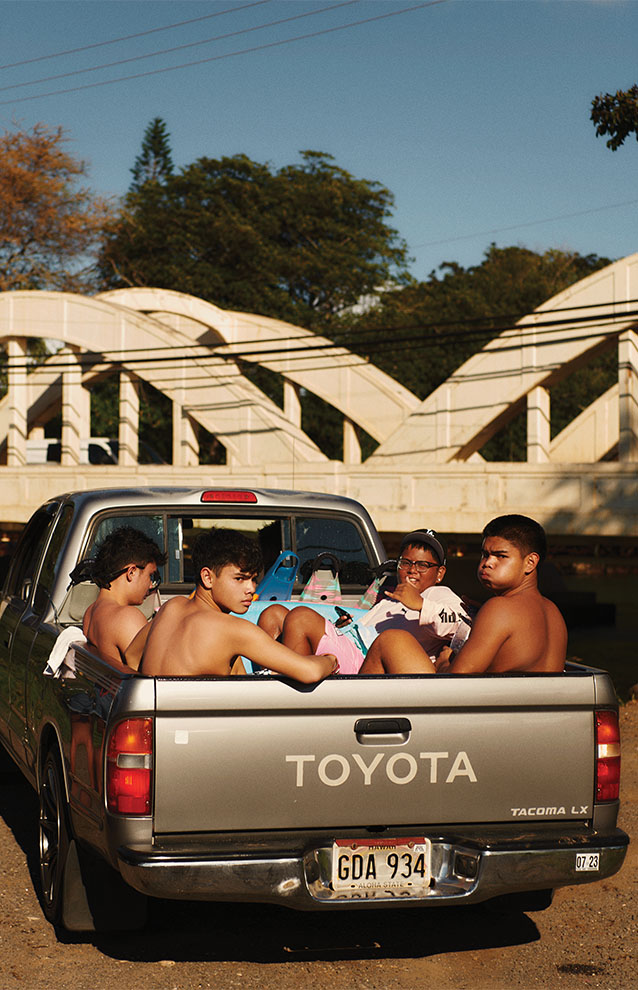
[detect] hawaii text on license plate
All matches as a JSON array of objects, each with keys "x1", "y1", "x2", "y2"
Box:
[{"x1": 332, "y1": 837, "x2": 431, "y2": 892}]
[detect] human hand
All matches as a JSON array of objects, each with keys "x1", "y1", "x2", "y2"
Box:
[
  {"x1": 434, "y1": 646, "x2": 453, "y2": 673},
  {"x1": 385, "y1": 581, "x2": 423, "y2": 611},
  {"x1": 315, "y1": 653, "x2": 339, "y2": 677}
]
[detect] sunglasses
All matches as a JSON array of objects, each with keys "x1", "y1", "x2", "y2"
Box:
[{"x1": 108, "y1": 565, "x2": 162, "y2": 589}]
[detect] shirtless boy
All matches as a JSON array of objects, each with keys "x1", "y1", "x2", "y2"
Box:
[
  {"x1": 82, "y1": 527, "x2": 167, "y2": 669},
  {"x1": 140, "y1": 528, "x2": 337, "y2": 683},
  {"x1": 358, "y1": 514, "x2": 567, "y2": 675},
  {"x1": 258, "y1": 529, "x2": 471, "y2": 674}
]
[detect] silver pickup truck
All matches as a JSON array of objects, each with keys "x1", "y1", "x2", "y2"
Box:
[{"x1": 0, "y1": 486, "x2": 628, "y2": 932}]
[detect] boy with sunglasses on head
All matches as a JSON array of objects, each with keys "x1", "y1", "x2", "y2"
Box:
[
  {"x1": 82, "y1": 526, "x2": 167, "y2": 670},
  {"x1": 258, "y1": 529, "x2": 471, "y2": 674}
]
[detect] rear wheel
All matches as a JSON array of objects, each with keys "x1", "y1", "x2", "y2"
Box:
[
  {"x1": 38, "y1": 746, "x2": 148, "y2": 931},
  {"x1": 38, "y1": 749, "x2": 69, "y2": 926}
]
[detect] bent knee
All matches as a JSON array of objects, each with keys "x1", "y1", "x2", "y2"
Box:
[
  {"x1": 283, "y1": 605, "x2": 325, "y2": 635},
  {"x1": 258, "y1": 603, "x2": 287, "y2": 625},
  {"x1": 375, "y1": 628, "x2": 416, "y2": 650}
]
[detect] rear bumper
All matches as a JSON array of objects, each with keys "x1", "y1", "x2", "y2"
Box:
[{"x1": 117, "y1": 829, "x2": 629, "y2": 910}]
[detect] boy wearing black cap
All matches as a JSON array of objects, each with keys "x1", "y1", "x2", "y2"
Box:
[{"x1": 258, "y1": 529, "x2": 470, "y2": 674}]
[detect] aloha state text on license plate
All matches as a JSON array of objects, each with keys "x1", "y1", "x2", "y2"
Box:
[{"x1": 332, "y1": 837, "x2": 431, "y2": 892}]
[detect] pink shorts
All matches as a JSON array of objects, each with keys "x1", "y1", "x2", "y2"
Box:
[{"x1": 316, "y1": 619, "x2": 365, "y2": 675}]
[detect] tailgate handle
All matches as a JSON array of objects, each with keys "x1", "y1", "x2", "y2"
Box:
[{"x1": 355, "y1": 717, "x2": 412, "y2": 743}]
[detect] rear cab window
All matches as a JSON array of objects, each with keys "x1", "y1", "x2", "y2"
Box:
[{"x1": 84, "y1": 509, "x2": 376, "y2": 600}]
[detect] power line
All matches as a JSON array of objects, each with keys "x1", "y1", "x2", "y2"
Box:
[
  {"x1": 0, "y1": 309, "x2": 631, "y2": 378},
  {"x1": 0, "y1": 1, "x2": 360, "y2": 94},
  {"x1": 409, "y1": 199, "x2": 638, "y2": 250},
  {"x1": 0, "y1": 1, "x2": 274, "y2": 70},
  {"x1": 0, "y1": 1, "x2": 445, "y2": 107},
  {"x1": 3, "y1": 293, "x2": 637, "y2": 357}
]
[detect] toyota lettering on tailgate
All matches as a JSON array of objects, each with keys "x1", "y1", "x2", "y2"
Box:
[{"x1": 286, "y1": 751, "x2": 478, "y2": 787}]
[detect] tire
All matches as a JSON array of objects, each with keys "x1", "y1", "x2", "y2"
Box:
[
  {"x1": 38, "y1": 749, "x2": 71, "y2": 926},
  {"x1": 38, "y1": 746, "x2": 148, "y2": 932}
]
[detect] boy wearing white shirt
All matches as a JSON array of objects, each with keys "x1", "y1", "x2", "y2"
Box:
[{"x1": 258, "y1": 530, "x2": 470, "y2": 674}]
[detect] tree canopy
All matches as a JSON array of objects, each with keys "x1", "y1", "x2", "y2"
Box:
[
  {"x1": 130, "y1": 117, "x2": 174, "y2": 191},
  {"x1": 98, "y1": 147, "x2": 410, "y2": 328},
  {"x1": 591, "y1": 85, "x2": 638, "y2": 151},
  {"x1": 0, "y1": 122, "x2": 111, "y2": 292},
  {"x1": 334, "y1": 245, "x2": 614, "y2": 460}
]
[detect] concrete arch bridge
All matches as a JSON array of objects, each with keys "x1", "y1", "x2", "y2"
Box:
[{"x1": 0, "y1": 255, "x2": 636, "y2": 536}]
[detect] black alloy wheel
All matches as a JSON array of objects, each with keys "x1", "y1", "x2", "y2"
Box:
[{"x1": 38, "y1": 750, "x2": 70, "y2": 925}]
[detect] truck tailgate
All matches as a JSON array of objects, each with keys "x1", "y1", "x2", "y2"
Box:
[{"x1": 152, "y1": 673, "x2": 600, "y2": 833}]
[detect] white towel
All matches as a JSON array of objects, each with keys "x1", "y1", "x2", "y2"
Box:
[{"x1": 45, "y1": 627, "x2": 87, "y2": 677}]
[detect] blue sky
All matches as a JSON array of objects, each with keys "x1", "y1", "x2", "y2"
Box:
[{"x1": 1, "y1": 0, "x2": 637, "y2": 280}]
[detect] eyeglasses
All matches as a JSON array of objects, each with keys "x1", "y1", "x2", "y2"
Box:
[{"x1": 397, "y1": 557, "x2": 440, "y2": 573}]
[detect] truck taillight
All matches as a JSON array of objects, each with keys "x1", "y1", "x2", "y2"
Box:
[
  {"x1": 595, "y1": 709, "x2": 621, "y2": 802},
  {"x1": 106, "y1": 718, "x2": 153, "y2": 815}
]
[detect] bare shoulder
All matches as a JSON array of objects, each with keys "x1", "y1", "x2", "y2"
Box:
[
  {"x1": 542, "y1": 594, "x2": 564, "y2": 617},
  {"x1": 159, "y1": 595, "x2": 189, "y2": 613},
  {"x1": 475, "y1": 596, "x2": 518, "y2": 621},
  {"x1": 155, "y1": 595, "x2": 191, "y2": 621},
  {"x1": 542, "y1": 594, "x2": 568, "y2": 631}
]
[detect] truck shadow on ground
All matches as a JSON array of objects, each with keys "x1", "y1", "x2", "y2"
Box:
[
  {"x1": 0, "y1": 771, "x2": 540, "y2": 964},
  {"x1": 89, "y1": 900, "x2": 541, "y2": 964}
]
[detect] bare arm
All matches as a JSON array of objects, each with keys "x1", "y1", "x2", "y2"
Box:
[
  {"x1": 448, "y1": 599, "x2": 511, "y2": 674},
  {"x1": 229, "y1": 619, "x2": 337, "y2": 683},
  {"x1": 111, "y1": 607, "x2": 149, "y2": 667},
  {"x1": 123, "y1": 620, "x2": 152, "y2": 671}
]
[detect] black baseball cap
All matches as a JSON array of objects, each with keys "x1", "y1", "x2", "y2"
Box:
[{"x1": 400, "y1": 529, "x2": 447, "y2": 566}]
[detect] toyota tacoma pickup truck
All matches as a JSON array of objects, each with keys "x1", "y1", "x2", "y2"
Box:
[{"x1": 0, "y1": 486, "x2": 628, "y2": 932}]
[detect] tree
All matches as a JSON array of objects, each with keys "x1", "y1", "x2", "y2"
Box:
[
  {"x1": 0, "y1": 122, "x2": 111, "y2": 292},
  {"x1": 591, "y1": 85, "x2": 638, "y2": 150},
  {"x1": 129, "y1": 117, "x2": 174, "y2": 191},
  {"x1": 335, "y1": 245, "x2": 613, "y2": 460},
  {"x1": 98, "y1": 148, "x2": 410, "y2": 328}
]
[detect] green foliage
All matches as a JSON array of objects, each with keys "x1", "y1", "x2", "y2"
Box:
[
  {"x1": 89, "y1": 375, "x2": 173, "y2": 462},
  {"x1": 98, "y1": 122, "x2": 618, "y2": 463},
  {"x1": 335, "y1": 245, "x2": 613, "y2": 460},
  {"x1": 130, "y1": 117, "x2": 174, "y2": 191},
  {"x1": 549, "y1": 349, "x2": 617, "y2": 441},
  {"x1": 336, "y1": 245, "x2": 611, "y2": 398},
  {"x1": 591, "y1": 85, "x2": 638, "y2": 151},
  {"x1": 98, "y1": 149, "x2": 409, "y2": 328},
  {"x1": 0, "y1": 340, "x2": 63, "y2": 399}
]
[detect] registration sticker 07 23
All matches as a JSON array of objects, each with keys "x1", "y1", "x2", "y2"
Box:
[
  {"x1": 332, "y1": 837, "x2": 431, "y2": 892},
  {"x1": 575, "y1": 852, "x2": 600, "y2": 872}
]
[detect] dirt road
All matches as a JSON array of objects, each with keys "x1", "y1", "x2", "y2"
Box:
[{"x1": 0, "y1": 703, "x2": 636, "y2": 990}]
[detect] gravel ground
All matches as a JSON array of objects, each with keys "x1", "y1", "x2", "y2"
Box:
[{"x1": 0, "y1": 702, "x2": 636, "y2": 990}]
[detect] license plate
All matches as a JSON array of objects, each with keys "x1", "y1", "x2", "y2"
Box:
[
  {"x1": 332, "y1": 837, "x2": 431, "y2": 892},
  {"x1": 575, "y1": 852, "x2": 600, "y2": 872}
]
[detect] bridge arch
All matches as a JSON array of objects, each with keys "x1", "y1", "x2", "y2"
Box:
[
  {"x1": 368, "y1": 253, "x2": 638, "y2": 465},
  {"x1": 0, "y1": 289, "x2": 418, "y2": 468},
  {"x1": 0, "y1": 254, "x2": 636, "y2": 473}
]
